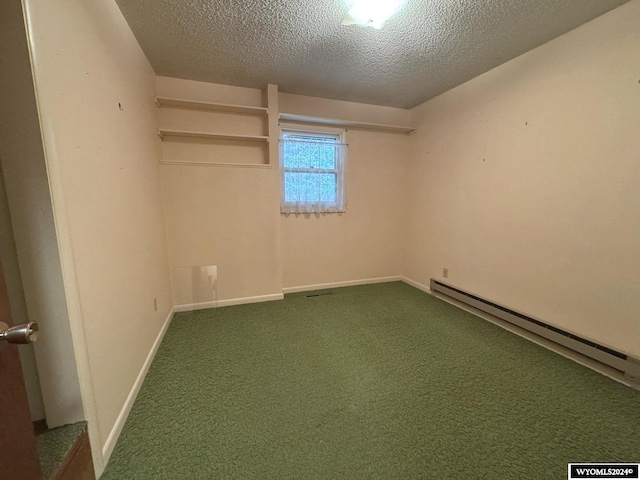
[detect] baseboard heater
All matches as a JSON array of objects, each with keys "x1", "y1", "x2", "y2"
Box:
[{"x1": 430, "y1": 279, "x2": 640, "y2": 386}]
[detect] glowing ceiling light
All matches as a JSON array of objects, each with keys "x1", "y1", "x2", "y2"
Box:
[{"x1": 342, "y1": 0, "x2": 407, "y2": 29}]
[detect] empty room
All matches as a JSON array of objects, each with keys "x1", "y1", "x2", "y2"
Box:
[{"x1": 0, "y1": 0, "x2": 638, "y2": 479}]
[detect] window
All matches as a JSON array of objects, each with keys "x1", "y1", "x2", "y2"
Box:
[{"x1": 280, "y1": 126, "x2": 346, "y2": 214}]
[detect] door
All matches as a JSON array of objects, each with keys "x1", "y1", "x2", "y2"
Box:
[{"x1": 0, "y1": 255, "x2": 42, "y2": 479}]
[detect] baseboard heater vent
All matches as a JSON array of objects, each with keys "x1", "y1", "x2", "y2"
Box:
[
  {"x1": 306, "y1": 292, "x2": 333, "y2": 298},
  {"x1": 430, "y1": 279, "x2": 640, "y2": 386}
]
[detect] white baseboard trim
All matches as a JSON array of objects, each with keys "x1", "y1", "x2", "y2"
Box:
[
  {"x1": 400, "y1": 276, "x2": 432, "y2": 294},
  {"x1": 282, "y1": 276, "x2": 402, "y2": 294},
  {"x1": 174, "y1": 293, "x2": 284, "y2": 313},
  {"x1": 174, "y1": 301, "x2": 215, "y2": 313},
  {"x1": 101, "y1": 306, "x2": 174, "y2": 462}
]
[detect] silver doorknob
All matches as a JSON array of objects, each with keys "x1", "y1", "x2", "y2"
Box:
[{"x1": 0, "y1": 321, "x2": 39, "y2": 347}]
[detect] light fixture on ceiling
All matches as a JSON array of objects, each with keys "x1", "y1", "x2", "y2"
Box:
[{"x1": 342, "y1": 0, "x2": 407, "y2": 30}]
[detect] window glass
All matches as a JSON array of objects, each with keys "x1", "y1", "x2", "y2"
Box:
[
  {"x1": 280, "y1": 128, "x2": 346, "y2": 214},
  {"x1": 282, "y1": 135, "x2": 337, "y2": 170},
  {"x1": 284, "y1": 172, "x2": 337, "y2": 203}
]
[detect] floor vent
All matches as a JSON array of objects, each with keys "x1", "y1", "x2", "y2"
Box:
[
  {"x1": 306, "y1": 292, "x2": 333, "y2": 298},
  {"x1": 430, "y1": 279, "x2": 639, "y2": 386}
]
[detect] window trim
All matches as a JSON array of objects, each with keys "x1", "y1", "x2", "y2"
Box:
[{"x1": 279, "y1": 124, "x2": 347, "y2": 214}]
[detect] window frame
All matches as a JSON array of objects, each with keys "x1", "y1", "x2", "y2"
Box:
[{"x1": 279, "y1": 124, "x2": 347, "y2": 214}]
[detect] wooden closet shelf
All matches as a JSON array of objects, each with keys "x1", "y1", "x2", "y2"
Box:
[
  {"x1": 155, "y1": 97, "x2": 268, "y2": 115},
  {"x1": 157, "y1": 129, "x2": 269, "y2": 143}
]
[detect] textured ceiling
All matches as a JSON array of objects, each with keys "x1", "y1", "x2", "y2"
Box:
[{"x1": 115, "y1": 0, "x2": 629, "y2": 109}]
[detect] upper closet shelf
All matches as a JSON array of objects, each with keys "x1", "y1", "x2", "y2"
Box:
[
  {"x1": 157, "y1": 129, "x2": 269, "y2": 143},
  {"x1": 279, "y1": 113, "x2": 416, "y2": 134},
  {"x1": 155, "y1": 97, "x2": 268, "y2": 115}
]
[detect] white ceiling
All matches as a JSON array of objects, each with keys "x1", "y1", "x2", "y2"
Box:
[{"x1": 115, "y1": 0, "x2": 629, "y2": 109}]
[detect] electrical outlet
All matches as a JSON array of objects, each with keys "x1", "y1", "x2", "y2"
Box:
[
  {"x1": 153, "y1": 297, "x2": 158, "y2": 312},
  {"x1": 443, "y1": 268, "x2": 449, "y2": 278}
]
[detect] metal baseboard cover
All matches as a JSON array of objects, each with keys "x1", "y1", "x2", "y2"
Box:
[{"x1": 430, "y1": 279, "x2": 640, "y2": 383}]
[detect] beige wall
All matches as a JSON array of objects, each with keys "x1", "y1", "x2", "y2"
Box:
[
  {"x1": 406, "y1": 0, "x2": 640, "y2": 358},
  {"x1": 161, "y1": 164, "x2": 282, "y2": 302},
  {"x1": 280, "y1": 94, "x2": 410, "y2": 289},
  {"x1": 159, "y1": 78, "x2": 412, "y2": 301},
  {"x1": 23, "y1": 0, "x2": 173, "y2": 471},
  {"x1": 158, "y1": 77, "x2": 282, "y2": 304}
]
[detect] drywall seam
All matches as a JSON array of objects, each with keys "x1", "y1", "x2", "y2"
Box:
[
  {"x1": 282, "y1": 276, "x2": 403, "y2": 294},
  {"x1": 174, "y1": 293, "x2": 284, "y2": 312},
  {"x1": 101, "y1": 306, "x2": 175, "y2": 462}
]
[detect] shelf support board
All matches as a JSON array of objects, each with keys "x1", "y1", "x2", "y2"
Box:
[{"x1": 279, "y1": 113, "x2": 415, "y2": 134}]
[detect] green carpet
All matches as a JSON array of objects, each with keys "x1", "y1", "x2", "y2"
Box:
[
  {"x1": 37, "y1": 421, "x2": 87, "y2": 479},
  {"x1": 102, "y1": 282, "x2": 639, "y2": 479}
]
